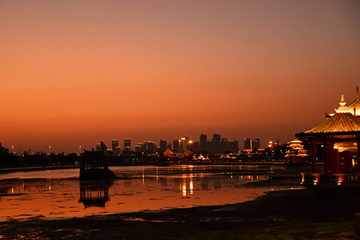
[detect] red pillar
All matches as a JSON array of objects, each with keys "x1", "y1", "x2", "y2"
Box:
[
  {"x1": 344, "y1": 151, "x2": 351, "y2": 173},
  {"x1": 311, "y1": 142, "x2": 316, "y2": 173},
  {"x1": 334, "y1": 149, "x2": 341, "y2": 173},
  {"x1": 332, "y1": 149, "x2": 336, "y2": 173},
  {"x1": 357, "y1": 136, "x2": 360, "y2": 172},
  {"x1": 327, "y1": 148, "x2": 333, "y2": 173},
  {"x1": 329, "y1": 148, "x2": 333, "y2": 173},
  {"x1": 323, "y1": 138, "x2": 328, "y2": 173},
  {"x1": 329, "y1": 143, "x2": 336, "y2": 173}
]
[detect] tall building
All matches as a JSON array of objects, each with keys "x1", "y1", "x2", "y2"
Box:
[
  {"x1": 135, "y1": 144, "x2": 141, "y2": 152},
  {"x1": 173, "y1": 139, "x2": 179, "y2": 151},
  {"x1": 114, "y1": 146, "x2": 121, "y2": 156},
  {"x1": 244, "y1": 138, "x2": 260, "y2": 149},
  {"x1": 186, "y1": 139, "x2": 197, "y2": 151},
  {"x1": 206, "y1": 140, "x2": 214, "y2": 154},
  {"x1": 200, "y1": 134, "x2": 207, "y2": 152},
  {"x1": 213, "y1": 133, "x2": 221, "y2": 153},
  {"x1": 220, "y1": 138, "x2": 228, "y2": 153},
  {"x1": 143, "y1": 141, "x2": 156, "y2": 151},
  {"x1": 253, "y1": 139, "x2": 260, "y2": 149},
  {"x1": 244, "y1": 138, "x2": 260, "y2": 150},
  {"x1": 124, "y1": 138, "x2": 131, "y2": 150},
  {"x1": 112, "y1": 139, "x2": 119, "y2": 151},
  {"x1": 112, "y1": 139, "x2": 121, "y2": 156},
  {"x1": 244, "y1": 138, "x2": 252, "y2": 149},
  {"x1": 193, "y1": 141, "x2": 200, "y2": 152},
  {"x1": 180, "y1": 136, "x2": 189, "y2": 152},
  {"x1": 229, "y1": 140, "x2": 239, "y2": 153},
  {"x1": 159, "y1": 139, "x2": 167, "y2": 151},
  {"x1": 135, "y1": 141, "x2": 156, "y2": 152},
  {"x1": 167, "y1": 142, "x2": 172, "y2": 150}
]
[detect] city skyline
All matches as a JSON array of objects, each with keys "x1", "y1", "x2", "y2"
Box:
[
  {"x1": 5, "y1": 132, "x2": 246, "y2": 155},
  {"x1": 1, "y1": 0, "x2": 359, "y2": 154}
]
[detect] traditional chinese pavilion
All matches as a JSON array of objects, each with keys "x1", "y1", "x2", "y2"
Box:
[
  {"x1": 333, "y1": 87, "x2": 360, "y2": 116},
  {"x1": 285, "y1": 138, "x2": 309, "y2": 166},
  {"x1": 296, "y1": 91, "x2": 360, "y2": 190},
  {"x1": 80, "y1": 142, "x2": 115, "y2": 179}
]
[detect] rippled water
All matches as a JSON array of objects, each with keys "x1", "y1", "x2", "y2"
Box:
[{"x1": 0, "y1": 165, "x2": 289, "y2": 221}]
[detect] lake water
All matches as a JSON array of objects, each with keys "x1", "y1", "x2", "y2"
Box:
[{"x1": 0, "y1": 165, "x2": 291, "y2": 221}]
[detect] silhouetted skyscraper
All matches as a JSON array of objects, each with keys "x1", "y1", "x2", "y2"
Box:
[
  {"x1": 180, "y1": 136, "x2": 189, "y2": 152},
  {"x1": 114, "y1": 146, "x2": 121, "y2": 156},
  {"x1": 135, "y1": 141, "x2": 156, "y2": 152},
  {"x1": 135, "y1": 144, "x2": 141, "y2": 152},
  {"x1": 173, "y1": 139, "x2": 179, "y2": 151},
  {"x1": 112, "y1": 139, "x2": 121, "y2": 156},
  {"x1": 206, "y1": 140, "x2": 214, "y2": 154},
  {"x1": 253, "y1": 139, "x2": 260, "y2": 149},
  {"x1": 192, "y1": 141, "x2": 200, "y2": 152},
  {"x1": 200, "y1": 134, "x2": 207, "y2": 152},
  {"x1": 229, "y1": 140, "x2": 239, "y2": 153},
  {"x1": 244, "y1": 138, "x2": 259, "y2": 149},
  {"x1": 112, "y1": 139, "x2": 119, "y2": 150},
  {"x1": 143, "y1": 141, "x2": 156, "y2": 151},
  {"x1": 213, "y1": 133, "x2": 220, "y2": 153},
  {"x1": 160, "y1": 139, "x2": 167, "y2": 151},
  {"x1": 244, "y1": 138, "x2": 252, "y2": 149},
  {"x1": 124, "y1": 138, "x2": 131, "y2": 149},
  {"x1": 220, "y1": 138, "x2": 228, "y2": 153}
]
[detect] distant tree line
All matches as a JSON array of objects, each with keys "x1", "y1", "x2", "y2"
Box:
[{"x1": 0, "y1": 143, "x2": 79, "y2": 167}]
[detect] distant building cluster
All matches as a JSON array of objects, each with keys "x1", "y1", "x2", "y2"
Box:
[
  {"x1": 96, "y1": 133, "x2": 240, "y2": 156},
  {"x1": 197, "y1": 134, "x2": 238, "y2": 154},
  {"x1": 135, "y1": 141, "x2": 157, "y2": 152},
  {"x1": 244, "y1": 138, "x2": 260, "y2": 150},
  {"x1": 89, "y1": 135, "x2": 294, "y2": 164}
]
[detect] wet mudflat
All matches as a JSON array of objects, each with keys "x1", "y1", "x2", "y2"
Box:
[
  {"x1": 0, "y1": 188, "x2": 358, "y2": 239},
  {"x1": 0, "y1": 165, "x2": 289, "y2": 221},
  {"x1": 0, "y1": 165, "x2": 359, "y2": 239}
]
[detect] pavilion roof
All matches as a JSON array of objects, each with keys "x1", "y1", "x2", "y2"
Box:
[{"x1": 296, "y1": 113, "x2": 360, "y2": 137}]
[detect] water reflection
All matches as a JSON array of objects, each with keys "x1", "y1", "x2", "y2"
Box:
[
  {"x1": 0, "y1": 165, "x2": 290, "y2": 221},
  {"x1": 79, "y1": 180, "x2": 114, "y2": 208}
]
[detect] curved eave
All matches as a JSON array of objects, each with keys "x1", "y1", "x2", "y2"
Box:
[
  {"x1": 296, "y1": 131, "x2": 360, "y2": 138},
  {"x1": 347, "y1": 97, "x2": 360, "y2": 108}
]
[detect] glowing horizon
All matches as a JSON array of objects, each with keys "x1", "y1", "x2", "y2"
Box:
[{"x1": 0, "y1": 0, "x2": 359, "y2": 153}]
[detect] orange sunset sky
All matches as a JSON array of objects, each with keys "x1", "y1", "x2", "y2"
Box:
[{"x1": 1, "y1": 0, "x2": 360, "y2": 154}]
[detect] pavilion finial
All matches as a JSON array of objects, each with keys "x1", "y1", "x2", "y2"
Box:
[
  {"x1": 357, "y1": 86, "x2": 359, "y2": 99},
  {"x1": 338, "y1": 94, "x2": 346, "y2": 107}
]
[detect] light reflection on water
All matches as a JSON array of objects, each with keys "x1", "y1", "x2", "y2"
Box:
[{"x1": 0, "y1": 165, "x2": 287, "y2": 221}]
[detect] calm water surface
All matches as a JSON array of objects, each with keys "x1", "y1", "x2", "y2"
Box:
[{"x1": 0, "y1": 165, "x2": 290, "y2": 221}]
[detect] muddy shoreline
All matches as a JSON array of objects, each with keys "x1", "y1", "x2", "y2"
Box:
[{"x1": 1, "y1": 177, "x2": 359, "y2": 239}]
